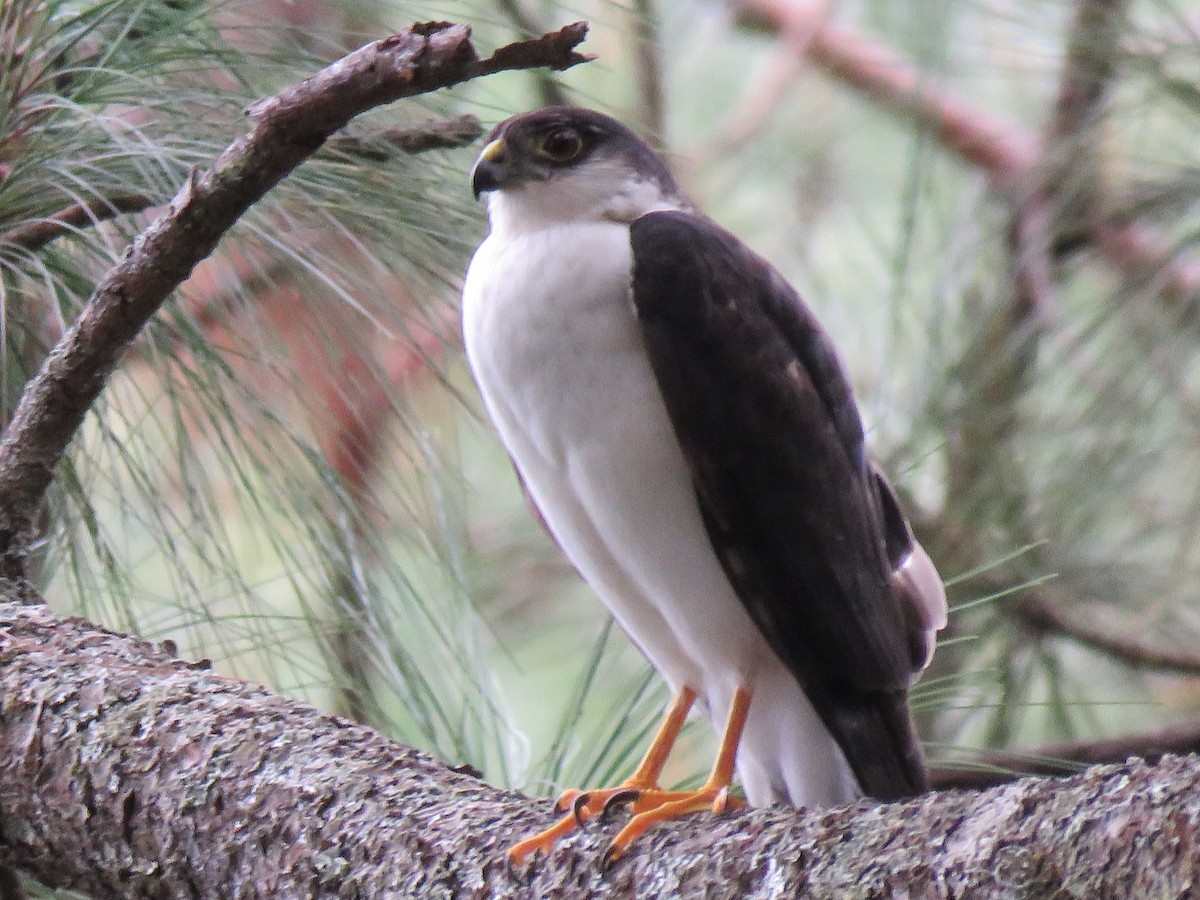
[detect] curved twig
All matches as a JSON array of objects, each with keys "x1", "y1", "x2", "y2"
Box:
[{"x1": 0, "y1": 21, "x2": 590, "y2": 578}]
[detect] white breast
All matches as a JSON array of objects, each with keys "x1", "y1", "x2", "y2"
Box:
[{"x1": 462, "y1": 219, "x2": 858, "y2": 807}]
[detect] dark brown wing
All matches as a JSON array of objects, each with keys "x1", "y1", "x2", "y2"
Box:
[{"x1": 630, "y1": 210, "x2": 928, "y2": 799}]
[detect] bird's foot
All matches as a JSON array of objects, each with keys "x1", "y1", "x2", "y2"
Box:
[
  {"x1": 507, "y1": 780, "x2": 661, "y2": 867},
  {"x1": 601, "y1": 784, "x2": 744, "y2": 866}
]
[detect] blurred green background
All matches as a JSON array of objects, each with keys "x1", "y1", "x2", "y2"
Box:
[{"x1": 4, "y1": 9, "x2": 1200, "y2": 892}]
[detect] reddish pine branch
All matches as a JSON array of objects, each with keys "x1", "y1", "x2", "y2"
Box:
[
  {"x1": 0, "y1": 20, "x2": 590, "y2": 580},
  {"x1": 732, "y1": 0, "x2": 1200, "y2": 309},
  {"x1": 734, "y1": 0, "x2": 1035, "y2": 179}
]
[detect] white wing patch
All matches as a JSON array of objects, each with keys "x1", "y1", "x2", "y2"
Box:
[{"x1": 894, "y1": 539, "x2": 947, "y2": 677}]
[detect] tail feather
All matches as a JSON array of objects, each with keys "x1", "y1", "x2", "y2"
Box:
[{"x1": 825, "y1": 689, "x2": 928, "y2": 801}]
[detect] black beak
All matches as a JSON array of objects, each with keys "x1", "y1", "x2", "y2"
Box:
[{"x1": 471, "y1": 138, "x2": 508, "y2": 199}]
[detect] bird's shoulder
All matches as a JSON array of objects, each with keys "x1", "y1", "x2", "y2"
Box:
[{"x1": 628, "y1": 209, "x2": 866, "y2": 470}]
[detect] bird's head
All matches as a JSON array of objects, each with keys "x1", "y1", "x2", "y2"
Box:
[{"x1": 470, "y1": 107, "x2": 689, "y2": 233}]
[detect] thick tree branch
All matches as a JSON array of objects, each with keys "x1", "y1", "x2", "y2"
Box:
[
  {"x1": 2, "y1": 595, "x2": 1199, "y2": 898},
  {"x1": 0, "y1": 20, "x2": 590, "y2": 580}
]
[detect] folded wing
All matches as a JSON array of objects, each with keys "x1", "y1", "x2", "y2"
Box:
[{"x1": 629, "y1": 210, "x2": 944, "y2": 799}]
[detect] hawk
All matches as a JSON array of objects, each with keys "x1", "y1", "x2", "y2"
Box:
[{"x1": 461, "y1": 107, "x2": 946, "y2": 865}]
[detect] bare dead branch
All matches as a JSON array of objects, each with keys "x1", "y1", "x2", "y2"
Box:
[
  {"x1": 0, "y1": 193, "x2": 155, "y2": 253},
  {"x1": 0, "y1": 20, "x2": 590, "y2": 580},
  {"x1": 3, "y1": 595, "x2": 1199, "y2": 898}
]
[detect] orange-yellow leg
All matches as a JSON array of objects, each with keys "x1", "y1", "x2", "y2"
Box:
[
  {"x1": 603, "y1": 685, "x2": 752, "y2": 865},
  {"x1": 508, "y1": 686, "x2": 697, "y2": 866}
]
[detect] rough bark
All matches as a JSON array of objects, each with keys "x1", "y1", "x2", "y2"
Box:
[{"x1": 1, "y1": 595, "x2": 1197, "y2": 898}]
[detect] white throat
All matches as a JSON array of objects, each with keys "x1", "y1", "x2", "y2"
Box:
[{"x1": 485, "y1": 159, "x2": 685, "y2": 236}]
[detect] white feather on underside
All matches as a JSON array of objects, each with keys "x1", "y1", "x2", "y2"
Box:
[{"x1": 463, "y1": 191, "x2": 860, "y2": 807}]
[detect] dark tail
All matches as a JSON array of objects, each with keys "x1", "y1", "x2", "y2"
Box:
[{"x1": 824, "y1": 689, "x2": 928, "y2": 800}]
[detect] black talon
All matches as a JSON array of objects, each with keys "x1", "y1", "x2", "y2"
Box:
[
  {"x1": 555, "y1": 790, "x2": 583, "y2": 814},
  {"x1": 601, "y1": 787, "x2": 642, "y2": 818},
  {"x1": 571, "y1": 792, "x2": 593, "y2": 827},
  {"x1": 506, "y1": 849, "x2": 537, "y2": 881},
  {"x1": 600, "y1": 843, "x2": 620, "y2": 871}
]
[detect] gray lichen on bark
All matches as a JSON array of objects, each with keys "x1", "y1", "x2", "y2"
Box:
[{"x1": 0, "y1": 598, "x2": 1197, "y2": 898}]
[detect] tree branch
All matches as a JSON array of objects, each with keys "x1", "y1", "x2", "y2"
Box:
[
  {"x1": 731, "y1": 0, "x2": 1200, "y2": 312},
  {"x1": 2, "y1": 594, "x2": 1199, "y2": 898},
  {"x1": 931, "y1": 719, "x2": 1200, "y2": 791},
  {"x1": 1019, "y1": 592, "x2": 1200, "y2": 675},
  {"x1": 0, "y1": 193, "x2": 156, "y2": 253},
  {"x1": 0, "y1": 20, "x2": 590, "y2": 580},
  {"x1": 325, "y1": 114, "x2": 486, "y2": 158}
]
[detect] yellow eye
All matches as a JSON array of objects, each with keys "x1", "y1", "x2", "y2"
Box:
[{"x1": 537, "y1": 127, "x2": 584, "y2": 163}]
